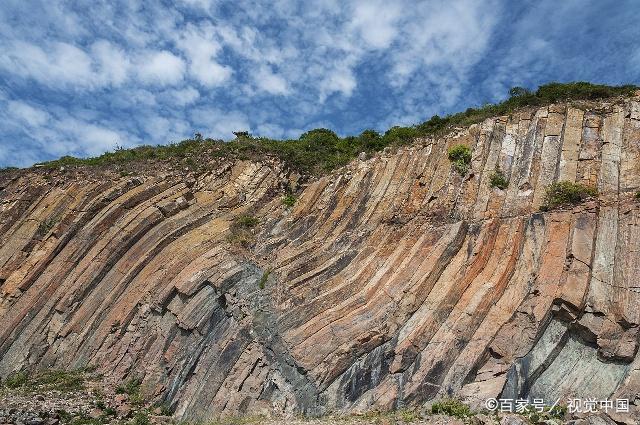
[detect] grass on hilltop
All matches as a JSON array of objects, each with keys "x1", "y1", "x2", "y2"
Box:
[{"x1": 40, "y1": 82, "x2": 638, "y2": 175}]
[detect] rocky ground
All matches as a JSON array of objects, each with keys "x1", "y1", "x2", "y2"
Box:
[
  {"x1": 0, "y1": 370, "x2": 172, "y2": 425},
  {"x1": 0, "y1": 369, "x2": 622, "y2": 424}
]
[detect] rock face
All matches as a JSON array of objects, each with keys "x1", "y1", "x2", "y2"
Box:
[{"x1": 1, "y1": 98, "x2": 640, "y2": 423}]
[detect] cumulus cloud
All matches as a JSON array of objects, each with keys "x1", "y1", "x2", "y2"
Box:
[
  {"x1": 348, "y1": 0, "x2": 402, "y2": 49},
  {"x1": 254, "y1": 66, "x2": 289, "y2": 95},
  {"x1": 0, "y1": 100, "x2": 126, "y2": 166},
  {"x1": 0, "y1": 41, "x2": 93, "y2": 88},
  {"x1": 137, "y1": 50, "x2": 186, "y2": 86},
  {"x1": 91, "y1": 40, "x2": 131, "y2": 86},
  {"x1": 7, "y1": 101, "x2": 50, "y2": 127},
  {"x1": 166, "y1": 87, "x2": 201, "y2": 106},
  {"x1": 176, "y1": 24, "x2": 233, "y2": 87}
]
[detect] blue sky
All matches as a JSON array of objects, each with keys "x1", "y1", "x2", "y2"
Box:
[{"x1": 1, "y1": 0, "x2": 639, "y2": 167}]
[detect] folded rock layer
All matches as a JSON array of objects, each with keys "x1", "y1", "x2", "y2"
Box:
[{"x1": 1, "y1": 98, "x2": 640, "y2": 423}]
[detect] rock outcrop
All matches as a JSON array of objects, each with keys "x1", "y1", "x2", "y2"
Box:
[{"x1": 2, "y1": 97, "x2": 640, "y2": 423}]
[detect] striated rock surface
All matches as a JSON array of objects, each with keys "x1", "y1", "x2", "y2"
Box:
[{"x1": 2, "y1": 97, "x2": 640, "y2": 423}]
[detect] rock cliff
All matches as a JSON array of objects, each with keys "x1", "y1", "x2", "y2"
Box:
[{"x1": 1, "y1": 97, "x2": 640, "y2": 423}]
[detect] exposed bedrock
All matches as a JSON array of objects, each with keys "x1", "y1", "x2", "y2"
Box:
[{"x1": 2, "y1": 98, "x2": 640, "y2": 422}]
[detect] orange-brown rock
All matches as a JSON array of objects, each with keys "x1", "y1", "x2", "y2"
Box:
[{"x1": 2, "y1": 98, "x2": 640, "y2": 423}]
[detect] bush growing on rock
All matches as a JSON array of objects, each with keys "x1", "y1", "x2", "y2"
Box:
[
  {"x1": 116, "y1": 378, "x2": 144, "y2": 406},
  {"x1": 542, "y1": 181, "x2": 597, "y2": 210},
  {"x1": 430, "y1": 398, "x2": 473, "y2": 418},
  {"x1": 282, "y1": 194, "x2": 296, "y2": 208},
  {"x1": 234, "y1": 215, "x2": 259, "y2": 228},
  {"x1": 382, "y1": 126, "x2": 420, "y2": 145},
  {"x1": 258, "y1": 269, "x2": 271, "y2": 289},
  {"x1": 447, "y1": 144, "x2": 472, "y2": 176},
  {"x1": 228, "y1": 215, "x2": 260, "y2": 247},
  {"x1": 489, "y1": 167, "x2": 509, "y2": 189}
]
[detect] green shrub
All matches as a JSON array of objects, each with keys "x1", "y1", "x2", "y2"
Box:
[
  {"x1": 489, "y1": 167, "x2": 509, "y2": 189},
  {"x1": 542, "y1": 181, "x2": 597, "y2": 210},
  {"x1": 520, "y1": 404, "x2": 567, "y2": 423},
  {"x1": 208, "y1": 415, "x2": 266, "y2": 425},
  {"x1": 258, "y1": 269, "x2": 271, "y2": 290},
  {"x1": 33, "y1": 369, "x2": 85, "y2": 392},
  {"x1": 56, "y1": 409, "x2": 73, "y2": 423},
  {"x1": 398, "y1": 409, "x2": 421, "y2": 422},
  {"x1": 447, "y1": 144, "x2": 472, "y2": 175},
  {"x1": 359, "y1": 129, "x2": 384, "y2": 151},
  {"x1": 38, "y1": 218, "x2": 57, "y2": 235},
  {"x1": 431, "y1": 398, "x2": 473, "y2": 418},
  {"x1": 4, "y1": 371, "x2": 28, "y2": 389},
  {"x1": 228, "y1": 215, "x2": 259, "y2": 247},
  {"x1": 128, "y1": 411, "x2": 151, "y2": 425},
  {"x1": 416, "y1": 114, "x2": 450, "y2": 134},
  {"x1": 3, "y1": 369, "x2": 85, "y2": 392},
  {"x1": 382, "y1": 126, "x2": 420, "y2": 145},
  {"x1": 116, "y1": 378, "x2": 144, "y2": 405},
  {"x1": 299, "y1": 128, "x2": 340, "y2": 146},
  {"x1": 234, "y1": 215, "x2": 259, "y2": 228},
  {"x1": 282, "y1": 194, "x2": 296, "y2": 208},
  {"x1": 154, "y1": 403, "x2": 173, "y2": 416},
  {"x1": 635, "y1": 191, "x2": 640, "y2": 199}
]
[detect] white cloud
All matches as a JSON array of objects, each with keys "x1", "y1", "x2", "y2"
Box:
[
  {"x1": 7, "y1": 101, "x2": 50, "y2": 127},
  {"x1": 348, "y1": 0, "x2": 402, "y2": 49},
  {"x1": 137, "y1": 50, "x2": 186, "y2": 86},
  {"x1": 176, "y1": 24, "x2": 233, "y2": 87},
  {"x1": 318, "y1": 65, "x2": 357, "y2": 101},
  {"x1": 91, "y1": 40, "x2": 131, "y2": 86},
  {"x1": 0, "y1": 41, "x2": 93, "y2": 87},
  {"x1": 179, "y1": 0, "x2": 217, "y2": 10},
  {"x1": 387, "y1": 1, "x2": 498, "y2": 91},
  {"x1": 254, "y1": 66, "x2": 289, "y2": 95},
  {"x1": 0, "y1": 39, "x2": 131, "y2": 89},
  {"x1": 0, "y1": 100, "x2": 127, "y2": 162},
  {"x1": 55, "y1": 118, "x2": 123, "y2": 155},
  {"x1": 167, "y1": 87, "x2": 201, "y2": 106}
]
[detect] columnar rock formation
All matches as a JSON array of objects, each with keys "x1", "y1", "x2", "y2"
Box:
[{"x1": 1, "y1": 98, "x2": 640, "y2": 423}]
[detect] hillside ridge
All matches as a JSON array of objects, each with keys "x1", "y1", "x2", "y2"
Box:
[{"x1": 1, "y1": 91, "x2": 640, "y2": 424}]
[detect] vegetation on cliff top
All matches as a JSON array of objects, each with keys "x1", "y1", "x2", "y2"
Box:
[{"x1": 38, "y1": 82, "x2": 638, "y2": 175}]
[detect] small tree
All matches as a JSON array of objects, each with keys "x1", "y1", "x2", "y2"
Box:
[
  {"x1": 509, "y1": 86, "x2": 532, "y2": 97},
  {"x1": 282, "y1": 194, "x2": 296, "y2": 208},
  {"x1": 233, "y1": 131, "x2": 250, "y2": 138},
  {"x1": 489, "y1": 167, "x2": 509, "y2": 189},
  {"x1": 447, "y1": 144, "x2": 472, "y2": 176},
  {"x1": 542, "y1": 181, "x2": 597, "y2": 210}
]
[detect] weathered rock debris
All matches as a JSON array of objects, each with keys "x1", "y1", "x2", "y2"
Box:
[{"x1": 1, "y1": 98, "x2": 640, "y2": 423}]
